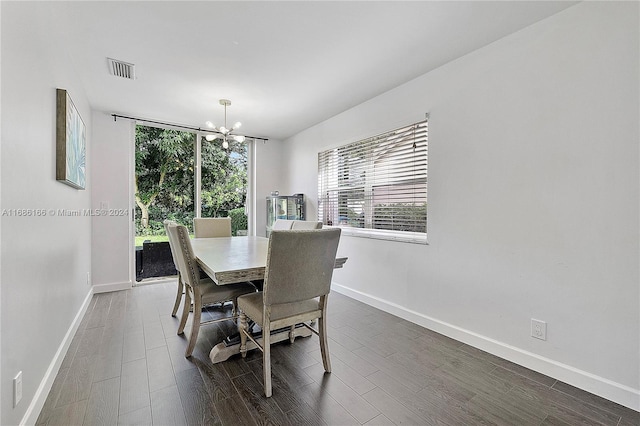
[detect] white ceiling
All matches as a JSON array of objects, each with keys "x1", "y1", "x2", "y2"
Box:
[{"x1": 41, "y1": 1, "x2": 576, "y2": 140}]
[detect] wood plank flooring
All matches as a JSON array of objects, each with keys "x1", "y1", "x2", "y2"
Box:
[{"x1": 36, "y1": 282, "x2": 639, "y2": 425}]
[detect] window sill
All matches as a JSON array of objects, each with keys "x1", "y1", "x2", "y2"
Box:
[{"x1": 329, "y1": 226, "x2": 428, "y2": 245}]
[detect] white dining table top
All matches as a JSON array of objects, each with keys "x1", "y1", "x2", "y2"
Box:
[
  {"x1": 190, "y1": 236, "x2": 268, "y2": 285},
  {"x1": 190, "y1": 235, "x2": 347, "y2": 285}
]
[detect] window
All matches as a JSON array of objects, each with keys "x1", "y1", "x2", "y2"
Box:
[{"x1": 318, "y1": 117, "x2": 428, "y2": 244}]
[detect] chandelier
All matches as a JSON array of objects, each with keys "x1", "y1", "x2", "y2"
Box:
[{"x1": 204, "y1": 99, "x2": 245, "y2": 149}]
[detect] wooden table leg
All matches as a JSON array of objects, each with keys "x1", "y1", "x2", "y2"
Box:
[{"x1": 209, "y1": 325, "x2": 313, "y2": 364}]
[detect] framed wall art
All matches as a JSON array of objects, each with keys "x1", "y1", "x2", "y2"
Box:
[{"x1": 56, "y1": 88, "x2": 86, "y2": 189}]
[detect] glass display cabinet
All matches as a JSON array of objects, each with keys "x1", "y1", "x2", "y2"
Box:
[{"x1": 266, "y1": 194, "x2": 305, "y2": 236}]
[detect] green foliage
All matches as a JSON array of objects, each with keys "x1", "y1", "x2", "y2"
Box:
[
  {"x1": 135, "y1": 125, "x2": 247, "y2": 237},
  {"x1": 372, "y1": 203, "x2": 427, "y2": 233},
  {"x1": 229, "y1": 207, "x2": 248, "y2": 236},
  {"x1": 134, "y1": 205, "x2": 194, "y2": 235},
  {"x1": 200, "y1": 138, "x2": 247, "y2": 217},
  {"x1": 135, "y1": 126, "x2": 195, "y2": 204},
  {"x1": 346, "y1": 208, "x2": 364, "y2": 228}
]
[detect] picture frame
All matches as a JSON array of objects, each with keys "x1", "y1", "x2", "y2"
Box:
[{"x1": 56, "y1": 88, "x2": 86, "y2": 189}]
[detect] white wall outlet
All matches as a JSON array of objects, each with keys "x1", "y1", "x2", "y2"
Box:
[
  {"x1": 531, "y1": 319, "x2": 547, "y2": 340},
  {"x1": 14, "y1": 371, "x2": 22, "y2": 407},
  {"x1": 87, "y1": 271, "x2": 91, "y2": 285}
]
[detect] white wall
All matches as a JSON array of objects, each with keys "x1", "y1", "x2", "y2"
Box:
[
  {"x1": 283, "y1": 2, "x2": 639, "y2": 409},
  {"x1": 1, "y1": 3, "x2": 94, "y2": 424},
  {"x1": 254, "y1": 139, "x2": 284, "y2": 236},
  {"x1": 91, "y1": 113, "x2": 134, "y2": 292}
]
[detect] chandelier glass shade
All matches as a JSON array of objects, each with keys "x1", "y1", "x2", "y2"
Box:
[{"x1": 204, "y1": 99, "x2": 245, "y2": 149}]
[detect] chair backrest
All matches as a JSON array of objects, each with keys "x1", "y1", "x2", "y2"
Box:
[
  {"x1": 163, "y1": 219, "x2": 179, "y2": 271},
  {"x1": 167, "y1": 223, "x2": 201, "y2": 289},
  {"x1": 271, "y1": 219, "x2": 294, "y2": 230},
  {"x1": 263, "y1": 228, "x2": 341, "y2": 306},
  {"x1": 194, "y1": 217, "x2": 232, "y2": 238},
  {"x1": 291, "y1": 220, "x2": 323, "y2": 230}
]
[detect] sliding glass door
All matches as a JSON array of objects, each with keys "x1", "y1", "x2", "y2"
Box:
[{"x1": 133, "y1": 125, "x2": 250, "y2": 283}]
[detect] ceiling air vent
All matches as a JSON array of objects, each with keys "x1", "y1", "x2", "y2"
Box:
[{"x1": 107, "y1": 58, "x2": 135, "y2": 80}]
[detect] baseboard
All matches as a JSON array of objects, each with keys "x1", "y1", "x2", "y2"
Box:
[
  {"x1": 92, "y1": 280, "x2": 132, "y2": 294},
  {"x1": 20, "y1": 287, "x2": 94, "y2": 426},
  {"x1": 332, "y1": 283, "x2": 640, "y2": 412}
]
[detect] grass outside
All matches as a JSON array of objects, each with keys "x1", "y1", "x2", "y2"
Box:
[
  {"x1": 135, "y1": 234, "x2": 169, "y2": 246},
  {"x1": 135, "y1": 233, "x2": 197, "y2": 246}
]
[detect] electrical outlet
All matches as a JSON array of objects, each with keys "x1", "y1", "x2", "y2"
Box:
[
  {"x1": 14, "y1": 371, "x2": 22, "y2": 407},
  {"x1": 531, "y1": 319, "x2": 547, "y2": 340},
  {"x1": 87, "y1": 271, "x2": 91, "y2": 285}
]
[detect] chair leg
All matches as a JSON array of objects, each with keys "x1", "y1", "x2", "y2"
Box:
[
  {"x1": 171, "y1": 273, "x2": 183, "y2": 317},
  {"x1": 319, "y1": 296, "x2": 332, "y2": 373},
  {"x1": 185, "y1": 296, "x2": 201, "y2": 357},
  {"x1": 263, "y1": 318, "x2": 272, "y2": 397},
  {"x1": 239, "y1": 312, "x2": 248, "y2": 358},
  {"x1": 318, "y1": 315, "x2": 331, "y2": 373},
  {"x1": 177, "y1": 289, "x2": 191, "y2": 335}
]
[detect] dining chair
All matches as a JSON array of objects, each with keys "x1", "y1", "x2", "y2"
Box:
[
  {"x1": 291, "y1": 220, "x2": 323, "y2": 230},
  {"x1": 167, "y1": 223, "x2": 256, "y2": 357},
  {"x1": 271, "y1": 219, "x2": 294, "y2": 230},
  {"x1": 237, "y1": 228, "x2": 341, "y2": 397},
  {"x1": 193, "y1": 217, "x2": 232, "y2": 238},
  {"x1": 163, "y1": 219, "x2": 183, "y2": 317}
]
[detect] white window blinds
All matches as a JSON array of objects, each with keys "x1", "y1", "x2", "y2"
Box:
[{"x1": 318, "y1": 118, "x2": 428, "y2": 244}]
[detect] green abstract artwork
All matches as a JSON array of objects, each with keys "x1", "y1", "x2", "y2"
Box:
[{"x1": 56, "y1": 89, "x2": 86, "y2": 189}]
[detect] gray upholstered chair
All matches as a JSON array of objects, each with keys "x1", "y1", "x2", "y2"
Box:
[
  {"x1": 167, "y1": 223, "x2": 256, "y2": 357},
  {"x1": 237, "y1": 228, "x2": 341, "y2": 397},
  {"x1": 271, "y1": 219, "x2": 294, "y2": 230},
  {"x1": 193, "y1": 217, "x2": 232, "y2": 238},
  {"x1": 291, "y1": 220, "x2": 323, "y2": 230},
  {"x1": 163, "y1": 219, "x2": 183, "y2": 317}
]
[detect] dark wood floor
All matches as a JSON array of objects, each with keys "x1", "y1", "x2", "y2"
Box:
[{"x1": 36, "y1": 281, "x2": 638, "y2": 426}]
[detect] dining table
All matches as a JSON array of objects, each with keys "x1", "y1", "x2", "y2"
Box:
[{"x1": 190, "y1": 235, "x2": 347, "y2": 364}]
